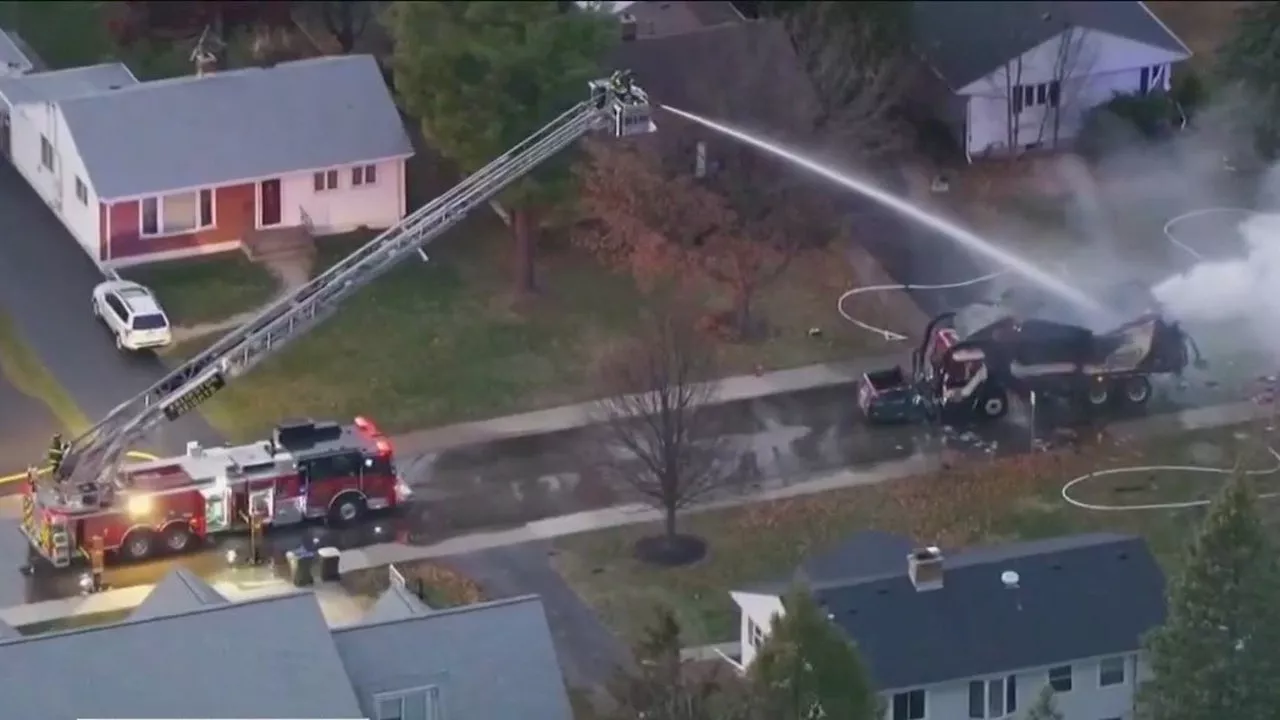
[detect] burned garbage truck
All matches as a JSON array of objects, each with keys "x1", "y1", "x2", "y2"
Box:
[{"x1": 859, "y1": 302, "x2": 1203, "y2": 425}]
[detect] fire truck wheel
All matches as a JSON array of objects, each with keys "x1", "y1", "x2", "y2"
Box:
[
  {"x1": 162, "y1": 523, "x2": 195, "y2": 553},
  {"x1": 328, "y1": 493, "x2": 367, "y2": 527},
  {"x1": 1123, "y1": 376, "x2": 1152, "y2": 406},
  {"x1": 121, "y1": 530, "x2": 155, "y2": 562}
]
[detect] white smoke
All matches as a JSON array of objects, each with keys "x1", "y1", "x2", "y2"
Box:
[{"x1": 1151, "y1": 213, "x2": 1280, "y2": 325}]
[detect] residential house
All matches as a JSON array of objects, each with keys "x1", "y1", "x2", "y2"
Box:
[
  {"x1": 0, "y1": 54, "x2": 413, "y2": 268},
  {"x1": 0, "y1": 567, "x2": 574, "y2": 720},
  {"x1": 0, "y1": 27, "x2": 33, "y2": 77},
  {"x1": 912, "y1": 1, "x2": 1192, "y2": 158},
  {"x1": 580, "y1": 0, "x2": 744, "y2": 39},
  {"x1": 730, "y1": 532, "x2": 1167, "y2": 720}
]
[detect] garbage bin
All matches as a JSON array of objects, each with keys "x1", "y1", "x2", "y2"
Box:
[
  {"x1": 286, "y1": 548, "x2": 315, "y2": 587},
  {"x1": 317, "y1": 546, "x2": 341, "y2": 582}
]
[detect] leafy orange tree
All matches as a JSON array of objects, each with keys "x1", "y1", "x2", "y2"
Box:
[{"x1": 576, "y1": 140, "x2": 796, "y2": 339}]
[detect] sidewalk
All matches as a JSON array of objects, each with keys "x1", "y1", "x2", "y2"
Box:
[
  {"x1": 390, "y1": 356, "x2": 897, "y2": 455},
  {"x1": 341, "y1": 398, "x2": 1273, "y2": 573}
]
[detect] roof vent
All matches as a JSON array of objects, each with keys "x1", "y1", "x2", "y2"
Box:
[
  {"x1": 908, "y1": 547, "x2": 944, "y2": 592},
  {"x1": 1000, "y1": 570, "x2": 1020, "y2": 589}
]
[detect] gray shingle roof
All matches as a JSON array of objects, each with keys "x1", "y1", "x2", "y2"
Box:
[
  {"x1": 0, "y1": 62, "x2": 136, "y2": 109},
  {"x1": 59, "y1": 54, "x2": 414, "y2": 200},
  {"x1": 912, "y1": 1, "x2": 1192, "y2": 90},
  {"x1": 0, "y1": 28, "x2": 32, "y2": 74},
  {"x1": 0, "y1": 592, "x2": 364, "y2": 718},
  {"x1": 803, "y1": 533, "x2": 1166, "y2": 689},
  {"x1": 130, "y1": 567, "x2": 228, "y2": 620},
  {"x1": 334, "y1": 595, "x2": 573, "y2": 720},
  {"x1": 610, "y1": 19, "x2": 817, "y2": 131},
  {"x1": 362, "y1": 584, "x2": 434, "y2": 624}
]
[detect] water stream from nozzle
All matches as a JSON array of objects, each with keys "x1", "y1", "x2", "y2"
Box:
[{"x1": 660, "y1": 105, "x2": 1103, "y2": 315}]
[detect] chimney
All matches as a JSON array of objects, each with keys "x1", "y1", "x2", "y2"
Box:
[
  {"x1": 620, "y1": 12, "x2": 638, "y2": 42},
  {"x1": 908, "y1": 547, "x2": 944, "y2": 591}
]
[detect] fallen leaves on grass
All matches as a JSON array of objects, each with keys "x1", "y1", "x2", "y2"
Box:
[{"x1": 403, "y1": 562, "x2": 485, "y2": 608}]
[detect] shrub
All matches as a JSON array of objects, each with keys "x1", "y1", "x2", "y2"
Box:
[{"x1": 1075, "y1": 92, "x2": 1177, "y2": 160}]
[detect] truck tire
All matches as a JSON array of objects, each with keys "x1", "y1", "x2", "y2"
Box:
[
  {"x1": 978, "y1": 390, "x2": 1009, "y2": 420},
  {"x1": 1086, "y1": 382, "x2": 1110, "y2": 407},
  {"x1": 162, "y1": 523, "x2": 195, "y2": 554},
  {"x1": 1123, "y1": 376, "x2": 1152, "y2": 406},
  {"x1": 328, "y1": 492, "x2": 367, "y2": 527},
  {"x1": 121, "y1": 530, "x2": 155, "y2": 562}
]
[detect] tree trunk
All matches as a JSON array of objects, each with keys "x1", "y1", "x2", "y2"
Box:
[
  {"x1": 733, "y1": 290, "x2": 754, "y2": 339},
  {"x1": 664, "y1": 505, "x2": 678, "y2": 539},
  {"x1": 512, "y1": 206, "x2": 538, "y2": 295}
]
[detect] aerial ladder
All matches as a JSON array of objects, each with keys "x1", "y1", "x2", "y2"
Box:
[{"x1": 46, "y1": 71, "x2": 655, "y2": 496}]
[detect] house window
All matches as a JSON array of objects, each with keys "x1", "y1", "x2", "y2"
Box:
[
  {"x1": 74, "y1": 177, "x2": 88, "y2": 205},
  {"x1": 1140, "y1": 64, "x2": 1165, "y2": 94},
  {"x1": 891, "y1": 689, "x2": 926, "y2": 720},
  {"x1": 140, "y1": 189, "x2": 215, "y2": 237},
  {"x1": 1048, "y1": 664, "x2": 1072, "y2": 692},
  {"x1": 747, "y1": 617, "x2": 765, "y2": 648},
  {"x1": 1014, "y1": 81, "x2": 1061, "y2": 114},
  {"x1": 39, "y1": 134, "x2": 53, "y2": 170},
  {"x1": 352, "y1": 164, "x2": 377, "y2": 186},
  {"x1": 968, "y1": 676, "x2": 1017, "y2": 718},
  {"x1": 314, "y1": 169, "x2": 339, "y2": 192},
  {"x1": 374, "y1": 687, "x2": 441, "y2": 720},
  {"x1": 1099, "y1": 656, "x2": 1126, "y2": 687}
]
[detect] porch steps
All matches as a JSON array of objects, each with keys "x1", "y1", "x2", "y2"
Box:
[{"x1": 242, "y1": 225, "x2": 315, "y2": 264}]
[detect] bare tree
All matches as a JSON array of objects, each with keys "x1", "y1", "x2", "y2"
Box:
[
  {"x1": 778, "y1": 2, "x2": 917, "y2": 163},
  {"x1": 593, "y1": 302, "x2": 730, "y2": 550},
  {"x1": 317, "y1": 0, "x2": 373, "y2": 53},
  {"x1": 996, "y1": 23, "x2": 1097, "y2": 155}
]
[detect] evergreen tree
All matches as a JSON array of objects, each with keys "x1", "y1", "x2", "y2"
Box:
[
  {"x1": 1217, "y1": 1, "x2": 1280, "y2": 156},
  {"x1": 747, "y1": 588, "x2": 880, "y2": 720},
  {"x1": 609, "y1": 607, "x2": 726, "y2": 720},
  {"x1": 1138, "y1": 474, "x2": 1280, "y2": 720},
  {"x1": 1022, "y1": 686, "x2": 1063, "y2": 720}
]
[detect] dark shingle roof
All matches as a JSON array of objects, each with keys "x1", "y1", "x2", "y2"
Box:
[
  {"x1": 912, "y1": 1, "x2": 1192, "y2": 90},
  {"x1": 610, "y1": 19, "x2": 816, "y2": 130},
  {"x1": 800, "y1": 531, "x2": 916, "y2": 586},
  {"x1": 806, "y1": 533, "x2": 1166, "y2": 689}
]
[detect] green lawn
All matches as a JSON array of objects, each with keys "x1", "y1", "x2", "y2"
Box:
[
  {"x1": 163, "y1": 211, "x2": 890, "y2": 441},
  {"x1": 0, "y1": 309, "x2": 92, "y2": 434},
  {"x1": 551, "y1": 420, "x2": 1280, "y2": 646},
  {"x1": 126, "y1": 254, "x2": 279, "y2": 327}
]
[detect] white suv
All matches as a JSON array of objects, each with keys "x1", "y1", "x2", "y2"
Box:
[{"x1": 92, "y1": 280, "x2": 173, "y2": 351}]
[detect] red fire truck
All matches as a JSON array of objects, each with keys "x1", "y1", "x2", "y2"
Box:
[
  {"x1": 21, "y1": 416, "x2": 411, "y2": 567},
  {"x1": 18, "y1": 72, "x2": 653, "y2": 570}
]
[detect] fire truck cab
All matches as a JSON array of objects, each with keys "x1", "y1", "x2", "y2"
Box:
[{"x1": 21, "y1": 416, "x2": 410, "y2": 567}]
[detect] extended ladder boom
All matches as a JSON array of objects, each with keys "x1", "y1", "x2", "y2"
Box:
[{"x1": 56, "y1": 72, "x2": 655, "y2": 490}]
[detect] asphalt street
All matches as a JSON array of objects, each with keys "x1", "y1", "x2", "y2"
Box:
[
  {"x1": 0, "y1": 371, "x2": 57, "y2": 472},
  {"x1": 0, "y1": 161, "x2": 219, "y2": 456}
]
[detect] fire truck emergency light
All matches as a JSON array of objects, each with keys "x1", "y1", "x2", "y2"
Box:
[{"x1": 127, "y1": 495, "x2": 153, "y2": 518}]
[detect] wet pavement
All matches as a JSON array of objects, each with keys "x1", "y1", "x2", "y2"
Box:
[{"x1": 1, "y1": 355, "x2": 1266, "y2": 609}]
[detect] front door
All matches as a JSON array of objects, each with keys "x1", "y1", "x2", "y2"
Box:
[{"x1": 259, "y1": 179, "x2": 282, "y2": 227}]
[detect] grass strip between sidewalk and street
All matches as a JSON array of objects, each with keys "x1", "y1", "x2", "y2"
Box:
[{"x1": 0, "y1": 310, "x2": 92, "y2": 435}]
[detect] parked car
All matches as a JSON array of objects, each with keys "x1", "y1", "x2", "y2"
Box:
[{"x1": 91, "y1": 280, "x2": 172, "y2": 351}]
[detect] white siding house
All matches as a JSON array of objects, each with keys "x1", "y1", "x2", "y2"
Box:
[
  {"x1": 0, "y1": 63, "x2": 139, "y2": 259},
  {"x1": 962, "y1": 28, "x2": 1189, "y2": 156},
  {"x1": 288, "y1": 158, "x2": 407, "y2": 235},
  {"x1": 911, "y1": 1, "x2": 1192, "y2": 159},
  {"x1": 729, "y1": 532, "x2": 1167, "y2": 720}
]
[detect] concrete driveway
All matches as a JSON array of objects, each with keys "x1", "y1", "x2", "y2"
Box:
[{"x1": 0, "y1": 162, "x2": 219, "y2": 454}]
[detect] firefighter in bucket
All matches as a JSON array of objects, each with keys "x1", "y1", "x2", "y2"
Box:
[{"x1": 47, "y1": 433, "x2": 68, "y2": 474}]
